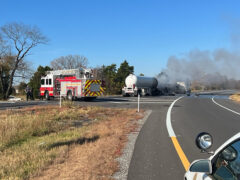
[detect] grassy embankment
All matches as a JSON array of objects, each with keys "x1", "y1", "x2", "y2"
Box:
[
  {"x1": 0, "y1": 102, "x2": 143, "y2": 179},
  {"x1": 230, "y1": 93, "x2": 240, "y2": 103}
]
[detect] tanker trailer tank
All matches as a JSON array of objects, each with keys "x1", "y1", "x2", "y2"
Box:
[
  {"x1": 157, "y1": 81, "x2": 188, "y2": 95},
  {"x1": 122, "y1": 74, "x2": 159, "y2": 97}
]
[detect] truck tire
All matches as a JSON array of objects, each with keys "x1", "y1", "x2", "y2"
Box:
[
  {"x1": 45, "y1": 91, "x2": 50, "y2": 100},
  {"x1": 67, "y1": 91, "x2": 73, "y2": 101},
  {"x1": 122, "y1": 93, "x2": 128, "y2": 97}
]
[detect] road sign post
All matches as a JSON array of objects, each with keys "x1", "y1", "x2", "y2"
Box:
[
  {"x1": 60, "y1": 93, "x2": 62, "y2": 108},
  {"x1": 138, "y1": 94, "x2": 140, "y2": 112}
]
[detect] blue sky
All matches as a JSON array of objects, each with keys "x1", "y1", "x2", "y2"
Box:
[{"x1": 1, "y1": 0, "x2": 240, "y2": 76}]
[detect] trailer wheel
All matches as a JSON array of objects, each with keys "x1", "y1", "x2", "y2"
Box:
[
  {"x1": 67, "y1": 91, "x2": 73, "y2": 101},
  {"x1": 123, "y1": 93, "x2": 130, "y2": 97},
  {"x1": 45, "y1": 91, "x2": 50, "y2": 100}
]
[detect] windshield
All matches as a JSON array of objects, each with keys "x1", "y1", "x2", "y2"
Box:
[
  {"x1": 229, "y1": 142, "x2": 240, "y2": 176},
  {"x1": 213, "y1": 140, "x2": 240, "y2": 180}
]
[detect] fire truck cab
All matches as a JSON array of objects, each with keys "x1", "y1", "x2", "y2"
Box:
[{"x1": 40, "y1": 68, "x2": 104, "y2": 100}]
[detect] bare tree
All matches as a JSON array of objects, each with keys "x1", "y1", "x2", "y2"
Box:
[
  {"x1": 0, "y1": 35, "x2": 9, "y2": 58},
  {"x1": 0, "y1": 22, "x2": 48, "y2": 99},
  {"x1": 50, "y1": 55, "x2": 88, "y2": 70},
  {"x1": 0, "y1": 35, "x2": 11, "y2": 98},
  {"x1": 92, "y1": 66, "x2": 104, "y2": 80}
]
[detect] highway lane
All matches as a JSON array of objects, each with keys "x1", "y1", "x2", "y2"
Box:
[
  {"x1": 212, "y1": 96, "x2": 240, "y2": 115},
  {"x1": 0, "y1": 101, "x2": 56, "y2": 110},
  {"x1": 128, "y1": 99, "x2": 184, "y2": 179},
  {"x1": 174, "y1": 95, "x2": 240, "y2": 163},
  {"x1": 128, "y1": 92, "x2": 240, "y2": 180},
  {"x1": 74, "y1": 96, "x2": 177, "y2": 110},
  {"x1": 127, "y1": 96, "x2": 184, "y2": 180},
  {"x1": 0, "y1": 96, "x2": 176, "y2": 110}
]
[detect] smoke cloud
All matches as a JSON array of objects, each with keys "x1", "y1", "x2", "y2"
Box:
[{"x1": 158, "y1": 49, "x2": 240, "y2": 90}]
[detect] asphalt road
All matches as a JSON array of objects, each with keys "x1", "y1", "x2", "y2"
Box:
[
  {"x1": 0, "y1": 100, "x2": 55, "y2": 110},
  {"x1": 1, "y1": 90, "x2": 240, "y2": 180},
  {"x1": 128, "y1": 90, "x2": 240, "y2": 180},
  {"x1": 0, "y1": 95, "x2": 176, "y2": 110}
]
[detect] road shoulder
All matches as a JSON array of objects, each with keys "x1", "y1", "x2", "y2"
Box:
[{"x1": 113, "y1": 110, "x2": 152, "y2": 180}]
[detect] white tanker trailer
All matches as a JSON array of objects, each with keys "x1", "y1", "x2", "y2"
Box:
[
  {"x1": 157, "y1": 81, "x2": 188, "y2": 95},
  {"x1": 122, "y1": 74, "x2": 190, "y2": 96},
  {"x1": 122, "y1": 74, "x2": 158, "y2": 96}
]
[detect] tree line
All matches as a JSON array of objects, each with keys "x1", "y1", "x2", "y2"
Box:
[
  {"x1": 0, "y1": 22, "x2": 134, "y2": 99},
  {"x1": 96, "y1": 60, "x2": 134, "y2": 94}
]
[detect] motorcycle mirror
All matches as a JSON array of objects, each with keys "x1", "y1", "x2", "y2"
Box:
[{"x1": 196, "y1": 132, "x2": 213, "y2": 151}]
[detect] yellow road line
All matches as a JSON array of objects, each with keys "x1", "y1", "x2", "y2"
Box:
[
  {"x1": 166, "y1": 97, "x2": 190, "y2": 171},
  {"x1": 171, "y1": 137, "x2": 190, "y2": 171}
]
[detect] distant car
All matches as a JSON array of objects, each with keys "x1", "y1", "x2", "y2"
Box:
[
  {"x1": 184, "y1": 132, "x2": 240, "y2": 180},
  {"x1": 8, "y1": 96, "x2": 22, "y2": 102}
]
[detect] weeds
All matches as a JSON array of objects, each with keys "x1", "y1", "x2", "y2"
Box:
[{"x1": 0, "y1": 104, "x2": 143, "y2": 179}]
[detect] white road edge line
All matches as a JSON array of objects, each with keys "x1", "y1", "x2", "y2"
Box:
[
  {"x1": 129, "y1": 100, "x2": 174, "y2": 102},
  {"x1": 166, "y1": 96, "x2": 184, "y2": 137},
  {"x1": 212, "y1": 97, "x2": 240, "y2": 116}
]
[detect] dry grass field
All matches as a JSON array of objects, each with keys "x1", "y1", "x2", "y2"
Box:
[
  {"x1": 230, "y1": 93, "x2": 240, "y2": 103},
  {"x1": 0, "y1": 102, "x2": 143, "y2": 180}
]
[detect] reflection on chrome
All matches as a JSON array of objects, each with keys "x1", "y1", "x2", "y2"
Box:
[{"x1": 200, "y1": 135, "x2": 212, "y2": 149}]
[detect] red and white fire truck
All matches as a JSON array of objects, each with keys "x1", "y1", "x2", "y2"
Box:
[{"x1": 40, "y1": 68, "x2": 104, "y2": 100}]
